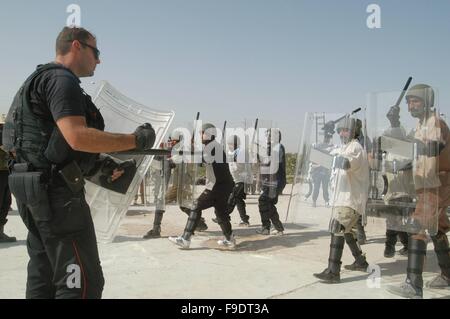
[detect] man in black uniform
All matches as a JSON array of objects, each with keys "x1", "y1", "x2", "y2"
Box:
[
  {"x1": 3, "y1": 27, "x2": 156, "y2": 299},
  {"x1": 168, "y1": 123, "x2": 235, "y2": 249},
  {"x1": 256, "y1": 128, "x2": 286, "y2": 235}
]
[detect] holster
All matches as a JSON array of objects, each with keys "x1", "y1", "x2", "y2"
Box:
[{"x1": 58, "y1": 161, "x2": 85, "y2": 194}]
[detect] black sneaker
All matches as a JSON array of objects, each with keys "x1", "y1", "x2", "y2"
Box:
[{"x1": 398, "y1": 247, "x2": 408, "y2": 256}]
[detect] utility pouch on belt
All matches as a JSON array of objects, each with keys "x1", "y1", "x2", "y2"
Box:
[
  {"x1": 8, "y1": 168, "x2": 51, "y2": 221},
  {"x1": 58, "y1": 161, "x2": 85, "y2": 194}
]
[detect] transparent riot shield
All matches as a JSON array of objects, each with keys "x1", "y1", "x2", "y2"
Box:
[
  {"x1": 164, "y1": 120, "x2": 204, "y2": 212},
  {"x1": 286, "y1": 112, "x2": 344, "y2": 229},
  {"x1": 223, "y1": 120, "x2": 255, "y2": 193},
  {"x1": 254, "y1": 120, "x2": 284, "y2": 200},
  {"x1": 365, "y1": 89, "x2": 440, "y2": 235},
  {"x1": 86, "y1": 81, "x2": 174, "y2": 243},
  {"x1": 142, "y1": 144, "x2": 170, "y2": 212}
]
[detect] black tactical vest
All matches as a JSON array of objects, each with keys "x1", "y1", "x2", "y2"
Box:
[{"x1": 3, "y1": 63, "x2": 105, "y2": 174}]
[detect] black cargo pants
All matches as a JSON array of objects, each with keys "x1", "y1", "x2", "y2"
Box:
[{"x1": 12, "y1": 175, "x2": 104, "y2": 299}]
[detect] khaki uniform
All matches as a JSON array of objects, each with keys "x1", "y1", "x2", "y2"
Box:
[{"x1": 412, "y1": 114, "x2": 450, "y2": 239}]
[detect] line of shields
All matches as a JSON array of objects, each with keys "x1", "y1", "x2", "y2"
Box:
[
  {"x1": 286, "y1": 83, "x2": 441, "y2": 237},
  {"x1": 142, "y1": 118, "x2": 280, "y2": 221},
  {"x1": 85, "y1": 80, "x2": 280, "y2": 244},
  {"x1": 87, "y1": 80, "x2": 441, "y2": 243}
]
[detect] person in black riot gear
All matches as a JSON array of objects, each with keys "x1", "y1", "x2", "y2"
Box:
[
  {"x1": 387, "y1": 84, "x2": 450, "y2": 298},
  {"x1": 313, "y1": 117, "x2": 370, "y2": 283},
  {"x1": 3, "y1": 27, "x2": 156, "y2": 299},
  {"x1": 256, "y1": 128, "x2": 286, "y2": 236},
  {"x1": 168, "y1": 123, "x2": 235, "y2": 249},
  {"x1": 0, "y1": 114, "x2": 15, "y2": 243}
]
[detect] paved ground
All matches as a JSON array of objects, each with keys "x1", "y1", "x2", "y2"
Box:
[{"x1": 1, "y1": 186, "x2": 449, "y2": 299}]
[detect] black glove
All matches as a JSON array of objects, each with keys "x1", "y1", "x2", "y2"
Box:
[
  {"x1": 386, "y1": 105, "x2": 400, "y2": 128},
  {"x1": 195, "y1": 177, "x2": 206, "y2": 185},
  {"x1": 134, "y1": 123, "x2": 156, "y2": 151},
  {"x1": 335, "y1": 156, "x2": 351, "y2": 170}
]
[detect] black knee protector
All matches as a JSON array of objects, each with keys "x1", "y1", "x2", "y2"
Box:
[{"x1": 329, "y1": 218, "x2": 345, "y2": 235}]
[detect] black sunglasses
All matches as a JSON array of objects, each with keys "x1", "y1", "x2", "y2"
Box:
[
  {"x1": 79, "y1": 41, "x2": 100, "y2": 60},
  {"x1": 68, "y1": 40, "x2": 100, "y2": 60},
  {"x1": 66, "y1": 39, "x2": 100, "y2": 59}
]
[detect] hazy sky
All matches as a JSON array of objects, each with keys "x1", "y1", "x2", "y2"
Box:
[{"x1": 1, "y1": 0, "x2": 449, "y2": 152}]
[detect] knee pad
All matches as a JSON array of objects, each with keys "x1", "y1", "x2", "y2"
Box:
[{"x1": 330, "y1": 218, "x2": 345, "y2": 235}]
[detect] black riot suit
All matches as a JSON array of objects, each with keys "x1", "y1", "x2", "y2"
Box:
[
  {"x1": 257, "y1": 130, "x2": 286, "y2": 235},
  {"x1": 4, "y1": 63, "x2": 106, "y2": 299}
]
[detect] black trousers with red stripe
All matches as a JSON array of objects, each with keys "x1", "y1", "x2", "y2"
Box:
[{"x1": 18, "y1": 185, "x2": 104, "y2": 299}]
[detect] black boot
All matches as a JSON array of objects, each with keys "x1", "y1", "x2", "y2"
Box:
[
  {"x1": 427, "y1": 232, "x2": 450, "y2": 289},
  {"x1": 314, "y1": 234, "x2": 344, "y2": 283},
  {"x1": 386, "y1": 238, "x2": 425, "y2": 298},
  {"x1": 143, "y1": 210, "x2": 164, "y2": 239},
  {"x1": 398, "y1": 231, "x2": 409, "y2": 256},
  {"x1": 384, "y1": 229, "x2": 398, "y2": 258},
  {"x1": 0, "y1": 224, "x2": 16, "y2": 243},
  {"x1": 344, "y1": 233, "x2": 369, "y2": 271}
]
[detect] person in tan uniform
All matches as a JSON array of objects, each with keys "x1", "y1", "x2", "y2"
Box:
[
  {"x1": 313, "y1": 117, "x2": 370, "y2": 283},
  {"x1": 387, "y1": 84, "x2": 450, "y2": 298}
]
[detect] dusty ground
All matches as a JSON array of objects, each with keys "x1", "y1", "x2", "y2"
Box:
[{"x1": 1, "y1": 186, "x2": 449, "y2": 299}]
